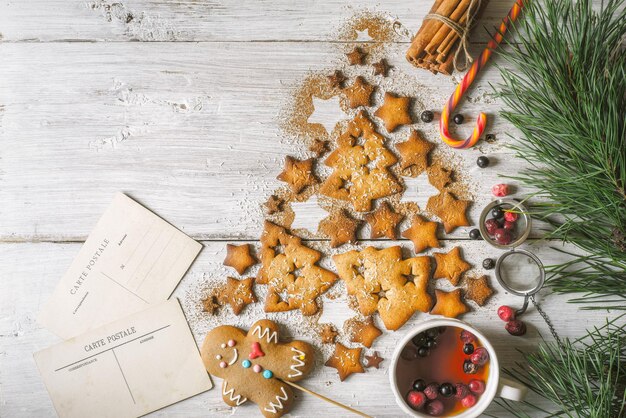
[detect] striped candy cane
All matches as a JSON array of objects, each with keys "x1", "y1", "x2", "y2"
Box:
[{"x1": 440, "y1": 0, "x2": 524, "y2": 149}]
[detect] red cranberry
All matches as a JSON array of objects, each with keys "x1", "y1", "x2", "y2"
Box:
[
  {"x1": 504, "y1": 211, "x2": 518, "y2": 222},
  {"x1": 470, "y1": 347, "x2": 489, "y2": 366},
  {"x1": 454, "y1": 383, "x2": 469, "y2": 399},
  {"x1": 460, "y1": 330, "x2": 476, "y2": 344},
  {"x1": 497, "y1": 305, "x2": 516, "y2": 322},
  {"x1": 503, "y1": 220, "x2": 516, "y2": 231},
  {"x1": 506, "y1": 320, "x2": 527, "y2": 336},
  {"x1": 426, "y1": 399, "x2": 444, "y2": 416},
  {"x1": 468, "y1": 379, "x2": 486, "y2": 394},
  {"x1": 494, "y1": 228, "x2": 513, "y2": 245},
  {"x1": 484, "y1": 218, "x2": 499, "y2": 235},
  {"x1": 406, "y1": 390, "x2": 426, "y2": 409},
  {"x1": 461, "y1": 394, "x2": 477, "y2": 408},
  {"x1": 492, "y1": 183, "x2": 509, "y2": 197},
  {"x1": 424, "y1": 383, "x2": 439, "y2": 400}
]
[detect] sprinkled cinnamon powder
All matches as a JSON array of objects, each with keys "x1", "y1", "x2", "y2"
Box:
[{"x1": 336, "y1": 11, "x2": 401, "y2": 47}]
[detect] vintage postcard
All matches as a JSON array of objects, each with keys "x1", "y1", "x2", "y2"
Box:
[
  {"x1": 34, "y1": 299, "x2": 212, "y2": 418},
  {"x1": 38, "y1": 193, "x2": 202, "y2": 339}
]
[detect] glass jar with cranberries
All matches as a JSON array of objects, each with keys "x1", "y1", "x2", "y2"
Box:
[{"x1": 478, "y1": 199, "x2": 531, "y2": 249}]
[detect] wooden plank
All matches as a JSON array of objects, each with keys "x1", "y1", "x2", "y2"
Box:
[
  {"x1": 0, "y1": 0, "x2": 518, "y2": 43},
  {"x1": 0, "y1": 240, "x2": 608, "y2": 417},
  {"x1": 0, "y1": 41, "x2": 526, "y2": 241}
]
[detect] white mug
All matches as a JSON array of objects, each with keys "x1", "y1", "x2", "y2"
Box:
[{"x1": 389, "y1": 318, "x2": 527, "y2": 417}]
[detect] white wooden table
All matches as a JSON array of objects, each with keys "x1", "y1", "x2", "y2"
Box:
[{"x1": 0, "y1": 1, "x2": 610, "y2": 417}]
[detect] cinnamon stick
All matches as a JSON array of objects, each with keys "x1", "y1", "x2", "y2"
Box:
[
  {"x1": 437, "y1": 12, "x2": 468, "y2": 60},
  {"x1": 406, "y1": 0, "x2": 461, "y2": 64},
  {"x1": 424, "y1": 0, "x2": 471, "y2": 55}
]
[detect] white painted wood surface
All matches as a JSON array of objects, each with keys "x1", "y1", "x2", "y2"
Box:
[{"x1": 0, "y1": 1, "x2": 611, "y2": 418}]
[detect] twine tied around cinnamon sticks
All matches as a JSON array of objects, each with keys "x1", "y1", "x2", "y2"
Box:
[{"x1": 406, "y1": 0, "x2": 486, "y2": 75}]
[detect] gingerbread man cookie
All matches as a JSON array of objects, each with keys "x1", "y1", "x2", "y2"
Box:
[{"x1": 201, "y1": 319, "x2": 315, "y2": 418}]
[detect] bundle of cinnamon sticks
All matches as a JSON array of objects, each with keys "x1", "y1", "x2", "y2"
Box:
[{"x1": 406, "y1": 0, "x2": 486, "y2": 75}]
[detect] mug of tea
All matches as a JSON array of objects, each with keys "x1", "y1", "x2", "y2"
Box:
[{"x1": 389, "y1": 318, "x2": 527, "y2": 417}]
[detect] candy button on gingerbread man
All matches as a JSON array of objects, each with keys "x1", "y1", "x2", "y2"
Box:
[{"x1": 201, "y1": 319, "x2": 315, "y2": 418}]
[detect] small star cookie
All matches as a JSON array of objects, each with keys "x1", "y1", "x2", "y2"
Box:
[
  {"x1": 319, "y1": 209, "x2": 362, "y2": 248},
  {"x1": 464, "y1": 275, "x2": 494, "y2": 306},
  {"x1": 346, "y1": 317, "x2": 382, "y2": 348},
  {"x1": 201, "y1": 292, "x2": 220, "y2": 315},
  {"x1": 224, "y1": 243, "x2": 257, "y2": 275},
  {"x1": 426, "y1": 191, "x2": 471, "y2": 233},
  {"x1": 343, "y1": 76, "x2": 375, "y2": 109},
  {"x1": 396, "y1": 130, "x2": 434, "y2": 175},
  {"x1": 364, "y1": 201, "x2": 404, "y2": 239},
  {"x1": 217, "y1": 277, "x2": 257, "y2": 315},
  {"x1": 364, "y1": 351, "x2": 384, "y2": 369},
  {"x1": 327, "y1": 70, "x2": 347, "y2": 89},
  {"x1": 372, "y1": 59, "x2": 391, "y2": 76},
  {"x1": 401, "y1": 215, "x2": 440, "y2": 253},
  {"x1": 433, "y1": 247, "x2": 471, "y2": 286},
  {"x1": 309, "y1": 139, "x2": 329, "y2": 157},
  {"x1": 346, "y1": 47, "x2": 366, "y2": 65},
  {"x1": 325, "y1": 343, "x2": 365, "y2": 381},
  {"x1": 430, "y1": 289, "x2": 469, "y2": 318},
  {"x1": 374, "y1": 92, "x2": 413, "y2": 133},
  {"x1": 427, "y1": 163, "x2": 453, "y2": 190},
  {"x1": 264, "y1": 195, "x2": 284, "y2": 215},
  {"x1": 319, "y1": 323, "x2": 339, "y2": 344},
  {"x1": 277, "y1": 156, "x2": 318, "y2": 194}
]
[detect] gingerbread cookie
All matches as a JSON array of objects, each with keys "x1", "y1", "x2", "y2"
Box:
[
  {"x1": 277, "y1": 156, "x2": 318, "y2": 194},
  {"x1": 309, "y1": 138, "x2": 329, "y2": 157},
  {"x1": 320, "y1": 111, "x2": 403, "y2": 212},
  {"x1": 224, "y1": 243, "x2": 257, "y2": 275},
  {"x1": 218, "y1": 277, "x2": 257, "y2": 315},
  {"x1": 374, "y1": 92, "x2": 412, "y2": 132},
  {"x1": 364, "y1": 201, "x2": 403, "y2": 239},
  {"x1": 426, "y1": 191, "x2": 471, "y2": 233},
  {"x1": 327, "y1": 70, "x2": 347, "y2": 89},
  {"x1": 430, "y1": 289, "x2": 469, "y2": 318},
  {"x1": 433, "y1": 247, "x2": 471, "y2": 286},
  {"x1": 201, "y1": 292, "x2": 220, "y2": 315},
  {"x1": 346, "y1": 47, "x2": 366, "y2": 65},
  {"x1": 395, "y1": 129, "x2": 434, "y2": 175},
  {"x1": 333, "y1": 246, "x2": 432, "y2": 330},
  {"x1": 319, "y1": 323, "x2": 339, "y2": 344},
  {"x1": 318, "y1": 209, "x2": 362, "y2": 248},
  {"x1": 346, "y1": 316, "x2": 382, "y2": 348},
  {"x1": 427, "y1": 163, "x2": 453, "y2": 190},
  {"x1": 364, "y1": 351, "x2": 384, "y2": 369},
  {"x1": 201, "y1": 319, "x2": 315, "y2": 418},
  {"x1": 264, "y1": 195, "x2": 284, "y2": 215},
  {"x1": 343, "y1": 76, "x2": 375, "y2": 109},
  {"x1": 464, "y1": 275, "x2": 494, "y2": 306},
  {"x1": 258, "y1": 221, "x2": 338, "y2": 316},
  {"x1": 401, "y1": 215, "x2": 440, "y2": 254},
  {"x1": 372, "y1": 59, "x2": 391, "y2": 77},
  {"x1": 325, "y1": 343, "x2": 364, "y2": 381}
]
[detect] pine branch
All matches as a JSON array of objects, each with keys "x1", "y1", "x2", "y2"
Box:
[{"x1": 496, "y1": 0, "x2": 626, "y2": 309}]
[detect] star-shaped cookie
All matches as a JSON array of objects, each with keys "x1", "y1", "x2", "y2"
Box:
[
  {"x1": 427, "y1": 163, "x2": 453, "y2": 190},
  {"x1": 433, "y1": 247, "x2": 471, "y2": 286},
  {"x1": 401, "y1": 215, "x2": 440, "y2": 253},
  {"x1": 426, "y1": 191, "x2": 471, "y2": 233},
  {"x1": 364, "y1": 201, "x2": 404, "y2": 239},
  {"x1": 464, "y1": 275, "x2": 494, "y2": 306},
  {"x1": 309, "y1": 138, "x2": 329, "y2": 157},
  {"x1": 264, "y1": 195, "x2": 284, "y2": 215},
  {"x1": 374, "y1": 92, "x2": 413, "y2": 133},
  {"x1": 343, "y1": 76, "x2": 375, "y2": 109},
  {"x1": 201, "y1": 293, "x2": 220, "y2": 314},
  {"x1": 372, "y1": 59, "x2": 391, "y2": 77},
  {"x1": 346, "y1": 317, "x2": 382, "y2": 348},
  {"x1": 319, "y1": 209, "x2": 362, "y2": 248},
  {"x1": 217, "y1": 277, "x2": 257, "y2": 315},
  {"x1": 319, "y1": 323, "x2": 339, "y2": 344},
  {"x1": 327, "y1": 70, "x2": 347, "y2": 88},
  {"x1": 396, "y1": 129, "x2": 434, "y2": 175},
  {"x1": 346, "y1": 47, "x2": 366, "y2": 65},
  {"x1": 364, "y1": 351, "x2": 384, "y2": 369},
  {"x1": 325, "y1": 343, "x2": 365, "y2": 381},
  {"x1": 277, "y1": 156, "x2": 318, "y2": 194},
  {"x1": 430, "y1": 289, "x2": 469, "y2": 318},
  {"x1": 224, "y1": 243, "x2": 257, "y2": 275}
]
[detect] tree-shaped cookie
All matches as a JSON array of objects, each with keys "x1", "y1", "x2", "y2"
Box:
[
  {"x1": 201, "y1": 319, "x2": 315, "y2": 418},
  {"x1": 320, "y1": 111, "x2": 403, "y2": 212},
  {"x1": 333, "y1": 246, "x2": 433, "y2": 330},
  {"x1": 258, "y1": 221, "x2": 338, "y2": 316}
]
